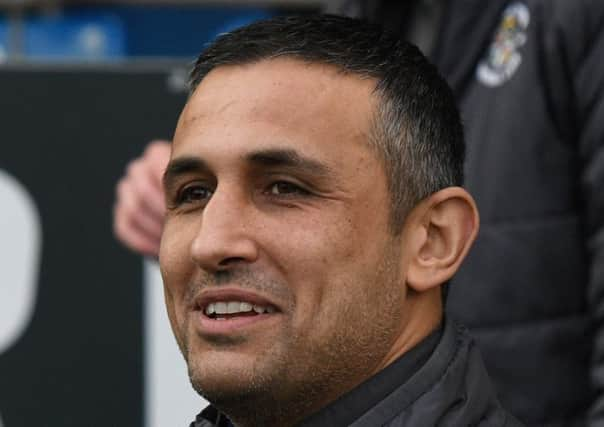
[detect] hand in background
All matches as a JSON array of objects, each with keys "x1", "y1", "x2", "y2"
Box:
[{"x1": 114, "y1": 140, "x2": 170, "y2": 257}]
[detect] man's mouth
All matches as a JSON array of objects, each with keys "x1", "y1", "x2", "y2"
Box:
[
  {"x1": 193, "y1": 288, "x2": 281, "y2": 335},
  {"x1": 194, "y1": 295, "x2": 281, "y2": 335},
  {"x1": 192, "y1": 290, "x2": 282, "y2": 334},
  {"x1": 204, "y1": 301, "x2": 277, "y2": 320}
]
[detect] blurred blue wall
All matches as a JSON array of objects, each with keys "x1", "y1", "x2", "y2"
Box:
[{"x1": 0, "y1": 5, "x2": 276, "y2": 61}]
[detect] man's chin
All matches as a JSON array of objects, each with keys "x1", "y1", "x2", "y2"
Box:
[
  {"x1": 186, "y1": 350, "x2": 273, "y2": 400},
  {"x1": 190, "y1": 373, "x2": 252, "y2": 403}
]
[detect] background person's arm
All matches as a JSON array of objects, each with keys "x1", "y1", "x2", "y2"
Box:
[{"x1": 113, "y1": 140, "x2": 170, "y2": 258}]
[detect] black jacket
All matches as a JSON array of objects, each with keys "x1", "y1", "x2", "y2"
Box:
[
  {"x1": 353, "y1": 0, "x2": 604, "y2": 425},
  {"x1": 191, "y1": 320, "x2": 521, "y2": 427}
]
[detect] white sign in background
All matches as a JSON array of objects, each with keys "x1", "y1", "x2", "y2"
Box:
[
  {"x1": 144, "y1": 260, "x2": 206, "y2": 427},
  {"x1": 0, "y1": 170, "x2": 42, "y2": 427}
]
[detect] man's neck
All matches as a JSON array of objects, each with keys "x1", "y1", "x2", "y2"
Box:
[{"x1": 369, "y1": 287, "x2": 443, "y2": 376}]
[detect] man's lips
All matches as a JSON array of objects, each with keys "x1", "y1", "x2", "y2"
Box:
[
  {"x1": 192, "y1": 288, "x2": 281, "y2": 335},
  {"x1": 193, "y1": 288, "x2": 281, "y2": 314}
]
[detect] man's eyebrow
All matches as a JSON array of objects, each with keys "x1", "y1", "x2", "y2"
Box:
[
  {"x1": 163, "y1": 156, "x2": 210, "y2": 188},
  {"x1": 246, "y1": 148, "x2": 331, "y2": 176},
  {"x1": 162, "y1": 149, "x2": 332, "y2": 188}
]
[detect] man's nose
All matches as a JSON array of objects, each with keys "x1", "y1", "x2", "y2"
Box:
[{"x1": 189, "y1": 188, "x2": 259, "y2": 272}]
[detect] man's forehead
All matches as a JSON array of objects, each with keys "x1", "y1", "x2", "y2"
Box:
[{"x1": 176, "y1": 58, "x2": 378, "y2": 133}]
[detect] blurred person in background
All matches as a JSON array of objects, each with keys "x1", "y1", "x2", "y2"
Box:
[{"x1": 114, "y1": 1, "x2": 604, "y2": 425}]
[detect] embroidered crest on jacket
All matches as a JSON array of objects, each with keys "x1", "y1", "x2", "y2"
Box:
[{"x1": 477, "y1": 2, "x2": 530, "y2": 87}]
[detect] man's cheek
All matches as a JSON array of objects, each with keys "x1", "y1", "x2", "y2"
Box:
[
  {"x1": 160, "y1": 229, "x2": 193, "y2": 286},
  {"x1": 159, "y1": 221, "x2": 181, "y2": 267},
  {"x1": 159, "y1": 235, "x2": 194, "y2": 340}
]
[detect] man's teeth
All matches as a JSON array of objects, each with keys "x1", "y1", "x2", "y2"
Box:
[{"x1": 205, "y1": 301, "x2": 276, "y2": 316}]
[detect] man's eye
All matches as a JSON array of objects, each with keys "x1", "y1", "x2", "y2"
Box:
[
  {"x1": 269, "y1": 181, "x2": 308, "y2": 196},
  {"x1": 177, "y1": 185, "x2": 213, "y2": 204}
]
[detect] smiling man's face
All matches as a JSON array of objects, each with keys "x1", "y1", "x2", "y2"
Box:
[{"x1": 159, "y1": 58, "x2": 412, "y2": 423}]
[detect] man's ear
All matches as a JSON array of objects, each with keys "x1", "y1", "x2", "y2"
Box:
[{"x1": 405, "y1": 187, "x2": 479, "y2": 292}]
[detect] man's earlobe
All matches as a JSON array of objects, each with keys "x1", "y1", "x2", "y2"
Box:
[{"x1": 406, "y1": 187, "x2": 479, "y2": 292}]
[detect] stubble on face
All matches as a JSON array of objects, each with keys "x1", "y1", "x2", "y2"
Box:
[
  {"x1": 175, "y1": 242, "x2": 405, "y2": 427},
  {"x1": 179, "y1": 267, "x2": 294, "y2": 391}
]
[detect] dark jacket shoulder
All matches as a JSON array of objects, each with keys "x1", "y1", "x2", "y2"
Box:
[{"x1": 350, "y1": 320, "x2": 521, "y2": 427}]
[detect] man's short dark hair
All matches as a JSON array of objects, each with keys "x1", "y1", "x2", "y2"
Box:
[{"x1": 189, "y1": 14, "x2": 464, "y2": 233}]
